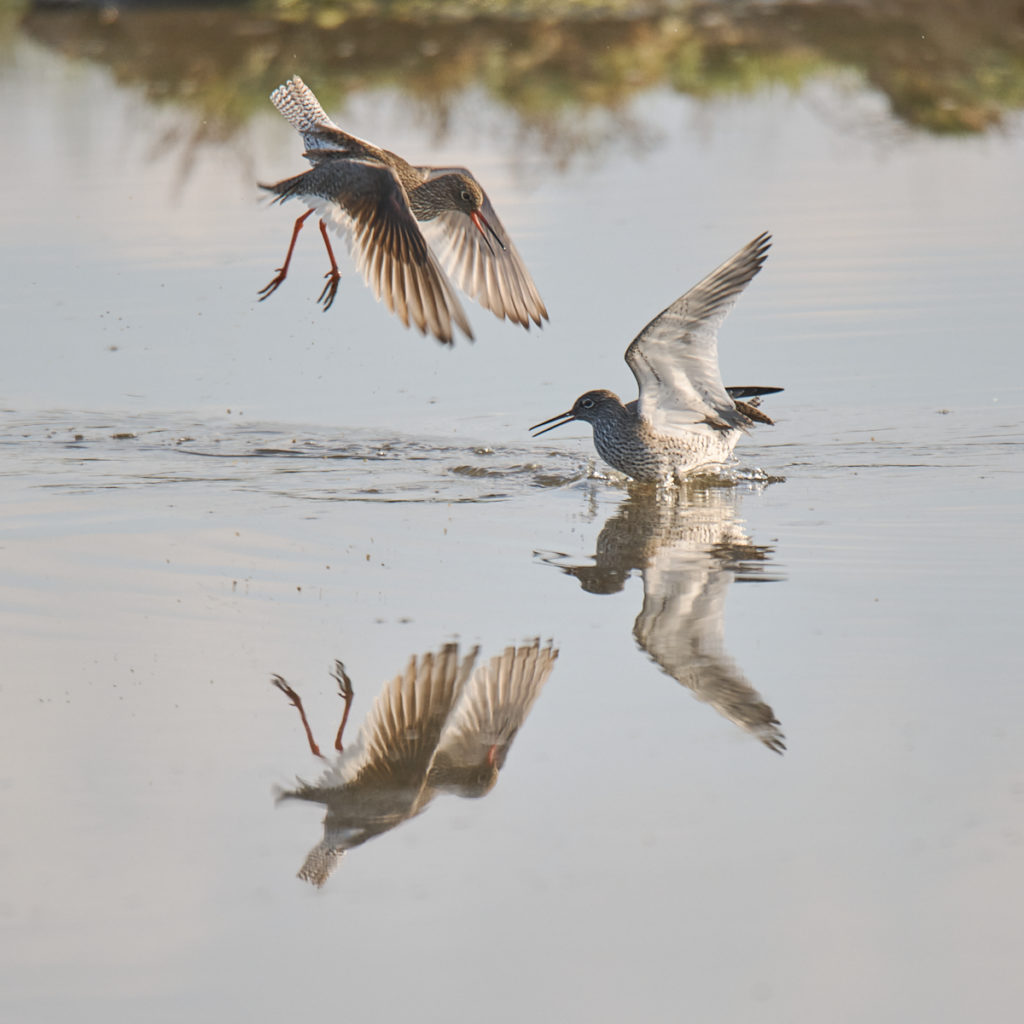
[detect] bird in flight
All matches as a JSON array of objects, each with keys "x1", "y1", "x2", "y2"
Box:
[{"x1": 259, "y1": 76, "x2": 548, "y2": 344}]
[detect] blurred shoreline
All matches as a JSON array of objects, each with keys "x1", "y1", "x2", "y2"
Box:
[{"x1": 8, "y1": 0, "x2": 1024, "y2": 145}]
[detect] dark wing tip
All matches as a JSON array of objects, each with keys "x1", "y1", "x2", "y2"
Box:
[
  {"x1": 726, "y1": 386, "x2": 784, "y2": 398},
  {"x1": 742, "y1": 231, "x2": 773, "y2": 277}
]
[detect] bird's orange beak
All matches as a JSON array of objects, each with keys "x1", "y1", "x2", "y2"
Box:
[{"x1": 470, "y1": 210, "x2": 506, "y2": 254}]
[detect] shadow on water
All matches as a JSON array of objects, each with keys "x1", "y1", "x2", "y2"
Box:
[
  {"x1": 15, "y1": 0, "x2": 1024, "y2": 174},
  {"x1": 271, "y1": 639, "x2": 558, "y2": 887},
  {"x1": 537, "y1": 480, "x2": 787, "y2": 753}
]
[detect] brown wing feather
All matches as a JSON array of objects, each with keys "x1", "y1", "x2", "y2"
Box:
[{"x1": 262, "y1": 161, "x2": 473, "y2": 343}]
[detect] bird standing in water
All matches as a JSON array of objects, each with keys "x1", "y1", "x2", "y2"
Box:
[
  {"x1": 531, "y1": 232, "x2": 781, "y2": 482},
  {"x1": 259, "y1": 76, "x2": 547, "y2": 344}
]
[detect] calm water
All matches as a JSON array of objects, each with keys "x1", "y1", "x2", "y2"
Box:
[{"x1": 2, "y1": 3, "x2": 1024, "y2": 1022}]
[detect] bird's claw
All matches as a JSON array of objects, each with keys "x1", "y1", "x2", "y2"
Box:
[
  {"x1": 258, "y1": 270, "x2": 288, "y2": 302},
  {"x1": 318, "y1": 269, "x2": 341, "y2": 311},
  {"x1": 270, "y1": 674, "x2": 301, "y2": 706},
  {"x1": 331, "y1": 661, "x2": 354, "y2": 701}
]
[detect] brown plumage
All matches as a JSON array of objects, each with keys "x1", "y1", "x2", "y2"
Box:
[
  {"x1": 259, "y1": 76, "x2": 548, "y2": 344},
  {"x1": 272, "y1": 641, "x2": 558, "y2": 887}
]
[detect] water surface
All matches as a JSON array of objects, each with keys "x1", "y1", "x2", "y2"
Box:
[{"x1": 2, "y1": 4, "x2": 1023, "y2": 1022}]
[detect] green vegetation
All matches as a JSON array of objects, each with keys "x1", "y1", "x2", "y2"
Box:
[{"x1": 11, "y1": 1, "x2": 1024, "y2": 141}]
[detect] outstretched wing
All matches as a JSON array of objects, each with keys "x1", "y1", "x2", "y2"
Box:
[
  {"x1": 349, "y1": 644, "x2": 477, "y2": 788},
  {"x1": 429, "y1": 641, "x2": 558, "y2": 797},
  {"x1": 265, "y1": 160, "x2": 473, "y2": 344},
  {"x1": 418, "y1": 166, "x2": 548, "y2": 329},
  {"x1": 626, "y1": 233, "x2": 771, "y2": 436},
  {"x1": 635, "y1": 554, "x2": 785, "y2": 754}
]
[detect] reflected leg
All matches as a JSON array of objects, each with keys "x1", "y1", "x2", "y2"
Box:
[
  {"x1": 271, "y1": 674, "x2": 324, "y2": 758},
  {"x1": 331, "y1": 661, "x2": 355, "y2": 751},
  {"x1": 258, "y1": 209, "x2": 314, "y2": 301}
]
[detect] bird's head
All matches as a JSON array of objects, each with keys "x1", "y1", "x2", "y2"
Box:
[
  {"x1": 445, "y1": 173, "x2": 484, "y2": 213},
  {"x1": 530, "y1": 389, "x2": 622, "y2": 436},
  {"x1": 435, "y1": 174, "x2": 505, "y2": 254}
]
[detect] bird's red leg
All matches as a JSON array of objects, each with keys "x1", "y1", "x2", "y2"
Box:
[
  {"x1": 258, "y1": 209, "x2": 314, "y2": 301},
  {"x1": 331, "y1": 661, "x2": 355, "y2": 751},
  {"x1": 316, "y1": 219, "x2": 342, "y2": 310},
  {"x1": 270, "y1": 675, "x2": 324, "y2": 758}
]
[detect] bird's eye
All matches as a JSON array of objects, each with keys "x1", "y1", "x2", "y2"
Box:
[
  {"x1": 581, "y1": 398, "x2": 595, "y2": 409},
  {"x1": 461, "y1": 190, "x2": 472, "y2": 203}
]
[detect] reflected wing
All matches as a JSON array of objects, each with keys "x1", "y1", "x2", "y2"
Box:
[
  {"x1": 266, "y1": 160, "x2": 473, "y2": 343},
  {"x1": 429, "y1": 640, "x2": 558, "y2": 797},
  {"x1": 626, "y1": 233, "x2": 771, "y2": 436},
  {"x1": 349, "y1": 644, "x2": 478, "y2": 789},
  {"x1": 418, "y1": 166, "x2": 548, "y2": 328},
  {"x1": 285, "y1": 646, "x2": 476, "y2": 888},
  {"x1": 635, "y1": 551, "x2": 785, "y2": 753},
  {"x1": 281, "y1": 644, "x2": 474, "y2": 801}
]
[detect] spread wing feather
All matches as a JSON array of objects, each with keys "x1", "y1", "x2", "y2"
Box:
[
  {"x1": 626, "y1": 233, "x2": 771, "y2": 436},
  {"x1": 348, "y1": 644, "x2": 474, "y2": 788},
  {"x1": 264, "y1": 161, "x2": 473, "y2": 344},
  {"x1": 418, "y1": 166, "x2": 548, "y2": 329},
  {"x1": 432, "y1": 641, "x2": 557, "y2": 784}
]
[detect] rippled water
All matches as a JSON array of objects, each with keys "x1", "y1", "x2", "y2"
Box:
[
  {"x1": 2, "y1": 4, "x2": 1024, "y2": 1023},
  {"x1": 0, "y1": 410, "x2": 581, "y2": 500}
]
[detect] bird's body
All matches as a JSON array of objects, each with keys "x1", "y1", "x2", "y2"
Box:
[
  {"x1": 579, "y1": 391, "x2": 743, "y2": 482},
  {"x1": 259, "y1": 76, "x2": 547, "y2": 344},
  {"x1": 273, "y1": 641, "x2": 557, "y2": 886},
  {"x1": 531, "y1": 233, "x2": 781, "y2": 481}
]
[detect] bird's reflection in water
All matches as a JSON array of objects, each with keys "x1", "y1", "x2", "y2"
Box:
[
  {"x1": 539, "y1": 481, "x2": 785, "y2": 753},
  {"x1": 271, "y1": 640, "x2": 557, "y2": 887}
]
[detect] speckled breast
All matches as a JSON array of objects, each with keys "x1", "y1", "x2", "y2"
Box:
[{"x1": 592, "y1": 419, "x2": 740, "y2": 482}]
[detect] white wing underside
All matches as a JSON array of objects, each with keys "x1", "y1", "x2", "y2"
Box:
[
  {"x1": 418, "y1": 167, "x2": 548, "y2": 329},
  {"x1": 435, "y1": 642, "x2": 556, "y2": 767},
  {"x1": 626, "y1": 232, "x2": 771, "y2": 439},
  {"x1": 304, "y1": 178, "x2": 473, "y2": 342},
  {"x1": 312, "y1": 645, "x2": 477, "y2": 790},
  {"x1": 636, "y1": 555, "x2": 785, "y2": 752}
]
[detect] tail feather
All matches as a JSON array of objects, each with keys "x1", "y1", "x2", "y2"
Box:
[
  {"x1": 726, "y1": 385, "x2": 782, "y2": 426},
  {"x1": 297, "y1": 841, "x2": 345, "y2": 888},
  {"x1": 733, "y1": 399, "x2": 775, "y2": 426},
  {"x1": 258, "y1": 170, "x2": 313, "y2": 204},
  {"x1": 269, "y1": 76, "x2": 338, "y2": 135}
]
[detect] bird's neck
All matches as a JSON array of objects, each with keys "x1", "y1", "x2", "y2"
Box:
[
  {"x1": 407, "y1": 175, "x2": 459, "y2": 221},
  {"x1": 590, "y1": 399, "x2": 639, "y2": 449}
]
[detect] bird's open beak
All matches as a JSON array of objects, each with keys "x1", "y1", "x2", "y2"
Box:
[
  {"x1": 470, "y1": 210, "x2": 506, "y2": 255},
  {"x1": 530, "y1": 410, "x2": 577, "y2": 437}
]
